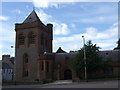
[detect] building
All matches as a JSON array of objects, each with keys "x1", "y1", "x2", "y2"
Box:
[
  {"x1": 2, "y1": 55, "x2": 14, "y2": 82},
  {"x1": 14, "y1": 10, "x2": 120, "y2": 83},
  {"x1": 99, "y1": 50, "x2": 120, "y2": 77}
]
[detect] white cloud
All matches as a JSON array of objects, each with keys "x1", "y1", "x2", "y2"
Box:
[
  {"x1": 0, "y1": 44, "x2": 2, "y2": 60},
  {"x1": 0, "y1": 22, "x2": 15, "y2": 59},
  {"x1": 26, "y1": 5, "x2": 29, "y2": 8},
  {"x1": 53, "y1": 22, "x2": 118, "y2": 52},
  {"x1": 86, "y1": 27, "x2": 97, "y2": 36},
  {"x1": 15, "y1": 9, "x2": 22, "y2": 14},
  {"x1": 11, "y1": 9, "x2": 23, "y2": 14},
  {"x1": 77, "y1": 15, "x2": 116, "y2": 24},
  {"x1": 0, "y1": 22, "x2": 15, "y2": 42},
  {"x1": 36, "y1": 10, "x2": 52, "y2": 24},
  {"x1": 1, "y1": 0, "x2": 119, "y2": 2},
  {"x1": 71, "y1": 24, "x2": 76, "y2": 28},
  {"x1": 0, "y1": 16, "x2": 9, "y2": 21},
  {"x1": 50, "y1": 0, "x2": 119, "y2": 2},
  {"x1": 53, "y1": 22, "x2": 70, "y2": 35},
  {"x1": 98, "y1": 16, "x2": 105, "y2": 22},
  {"x1": 36, "y1": 9, "x2": 70, "y2": 35},
  {"x1": 33, "y1": 0, "x2": 58, "y2": 8},
  {"x1": 32, "y1": 0, "x2": 119, "y2": 9}
]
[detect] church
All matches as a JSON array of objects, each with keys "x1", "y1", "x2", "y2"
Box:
[{"x1": 14, "y1": 10, "x2": 120, "y2": 83}]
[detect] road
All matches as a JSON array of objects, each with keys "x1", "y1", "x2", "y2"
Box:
[{"x1": 2, "y1": 80, "x2": 119, "y2": 89}]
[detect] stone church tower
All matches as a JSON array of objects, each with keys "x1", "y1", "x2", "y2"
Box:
[{"x1": 14, "y1": 10, "x2": 53, "y2": 82}]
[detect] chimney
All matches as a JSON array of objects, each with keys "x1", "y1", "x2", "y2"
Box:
[
  {"x1": 2, "y1": 55, "x2": 10, "y2": 61},
  {"x1": 47, "y1": 24, "x2": 53, "y2": 40}
]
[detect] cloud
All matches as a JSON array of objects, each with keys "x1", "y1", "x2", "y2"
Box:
[
  {"x1": 26, "y1": 5, "x2": 29, "y2": 8},
  {"x1": 1, "y1": 0, "x2": 119, "y2": 2},
  {"x1": 32, "y1": 0, "x2": 119, "y2": 9},
  {"x1": 0, "y1": 16, "x2": 9, "y2": 21},
  {"x1": 86, "y1": 27, "x2": 97, "y2": 36},
  {"x1": 0, "y1": 22, "x2": 15, "y2": 43},
  {"x1": 53, "y1": 0, "x2": 119, "y2": 2},
  {"x1": 71, "y1": 24, "x2": 76, "y2": 28},
  {"x1": 33, "y1": 0, "x2": 58, "y2": 8},
  {"x1": 14, "y1": 9, "x2": 22, "y2": 14},
  {"x1": 0, "y1": 43, "x2": 2, "y2": 60},
  {"x1": 36, "y1": 10, "x2": 52, "y2": 24},
  {"x1": 11, "y1": 9, "x2": 23, "y2": 14},
  {"x1": 74, "y1": 15, "x2": 116, "y2": 24},
  {"x1": 53, "y1": 22, "x2": 118, "y2": 52},
  {"x1": 36, "y1": 9, "x2": 70, "y2": 35},
  {"x1": 0, "y1": 22, "x2": 15, "y2": 59},
  {"x1": 53, "y1": 22, "x2": 70, "y2": 35},
  {"x1": 98, "y1": 16, "x2": 105, "y2": 22}
]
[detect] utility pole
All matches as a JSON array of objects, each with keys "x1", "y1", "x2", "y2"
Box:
[{"x1": 82, "y1": 36, "x2": 87, "y2": 81}]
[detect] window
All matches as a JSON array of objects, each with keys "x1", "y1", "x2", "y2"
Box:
[
  {"x1": 23, "y1": 71, "x2": 28, "y2": 77},
  {"x1": 65, "y1": 57, "x2": 69, "y2": 64},
  {"x1": 105, "y1": 69, "x2": 113, "y2": 75},
  {"x1": 41, "y1": 61, "x2": 44, "y2": 71},
  {"x1": 28, "y1": 32, "x2": 35, "y2": 44},
  {"x1": 23, "y1": 54, "x2": 28, "y2": 64},
  {"x1": 106, "y1": 53, "x2": 109, "y2": 55},
  {"x1": 23, "y1": 54, "x2": 29, "y2": 77},
  {"x1": 46, "y1": 62, "x2": 49, "y2": 72},
  {"x1": 41, "y1": 34, "x2": 44, "y2": 45},
  {"x1": 3, "y1": 69, "x2": 5, "y2": 73},
  {"x1": 18, "y1": 34, "x2": 24, "y2": 45}
]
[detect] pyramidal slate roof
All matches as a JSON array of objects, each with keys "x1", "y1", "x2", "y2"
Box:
[
  {"x1": 56, "y1": 47, "x2": 66, "y2": 53},
  {"x1": 23, "y1": 10, "x2": 41, "y2": 23}
]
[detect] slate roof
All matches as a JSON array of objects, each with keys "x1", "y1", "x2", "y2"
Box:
[
  {"x1": 2, "y1": 62, "x2": 12, "y2": 69},
  {"x1": 55, "y1": 52, "x2": 77, "y2": 63},
  {"x1": 23, "y1": 10, "x2": 41, "y2": 23},
  {"x1": 56, "y1": 47, "x2": 67, "y2": 53},
  {"x1": 54, "y1": 50, "x2": 120, "y2": 62},
  {"x1": 99, "y1": 50, "x2": 120, "y2": 61}
]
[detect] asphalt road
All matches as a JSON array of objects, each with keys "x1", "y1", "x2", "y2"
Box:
[{"x1": 2, "y1": 80, "x2": 119, "y2": 89}]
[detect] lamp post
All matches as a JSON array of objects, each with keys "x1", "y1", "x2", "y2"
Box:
[
  {"x1": 82, "y1": 36, "x2": 87, "y2": 81},
  {"x1": 11, "y1": 46, "x2": 14, "y2": 57}
]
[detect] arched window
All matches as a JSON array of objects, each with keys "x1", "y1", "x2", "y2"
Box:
[
  {"x1": 28, "y1": 32, "x2": 35, "y2": 44},
  {"x1": 41, "y1": 61, "x2": 44, "y2": 71},
  {"x1": 18, "y1": 34, "x2": 25, "y2": 45},
  {"x1": 23, "y1": 54, "x2": 28, "y2": 64},
  {"x1": 41, "y1": 34, "x2": 44, "y2": 45},
  {"x1": 46, "y1": 61, "x2": 49, "y2": 72},
  {"x1": 23, "y1": 70, "x2": 28, "y2": 77}
]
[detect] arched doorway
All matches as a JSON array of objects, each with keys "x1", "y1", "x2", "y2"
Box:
[{"x1": 64, "y1": 69, "x2": 72, "y2": 80}]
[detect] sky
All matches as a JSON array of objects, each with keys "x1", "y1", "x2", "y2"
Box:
[{"x1": 0, "y1": 0, "x2": 119, "y2": 60}]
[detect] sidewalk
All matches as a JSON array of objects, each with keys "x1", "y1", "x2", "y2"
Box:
[{"x1": 48, "y1": 80, "x2": 72, "y2": 85}]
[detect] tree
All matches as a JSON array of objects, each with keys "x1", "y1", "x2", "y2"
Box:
[
  {"x1": 72, "y1": 40, "x2": 110, "y2": 79},
  {"x1": 114, "y1": 39, "x2": 120, "y2": 49}
]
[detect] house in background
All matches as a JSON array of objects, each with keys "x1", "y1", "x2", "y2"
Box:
[{"x1": 2, "y1": 55, "x2": 14, "y2": 82}]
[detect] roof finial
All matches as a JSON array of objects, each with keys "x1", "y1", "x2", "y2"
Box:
[{"x1": 33, "y1": 6, "x2": 35, "y2": 11}]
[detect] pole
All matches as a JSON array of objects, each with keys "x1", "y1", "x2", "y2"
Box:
[
  {"x1": 82, "y1": 36, "x2": 87, "y2": 81},
  {"x1": 11, "y1": 46, "x2": 14, "y2": 57}
]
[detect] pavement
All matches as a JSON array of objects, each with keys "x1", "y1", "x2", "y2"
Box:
[{"x1": 47, "y1": 80, "x2": 72, "y2": 85}]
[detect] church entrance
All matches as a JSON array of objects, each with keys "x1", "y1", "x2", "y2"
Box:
[{"x1": 64, "y1": 69, "x2": 72, "y2": 80}]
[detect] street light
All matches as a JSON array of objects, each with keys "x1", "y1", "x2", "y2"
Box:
[
  {"x1": 82, "y1": 36, "x2": 87, "y2": 81},
  {"x1": 11, "y1": 45, "x2": 14, "y2": 57}
]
